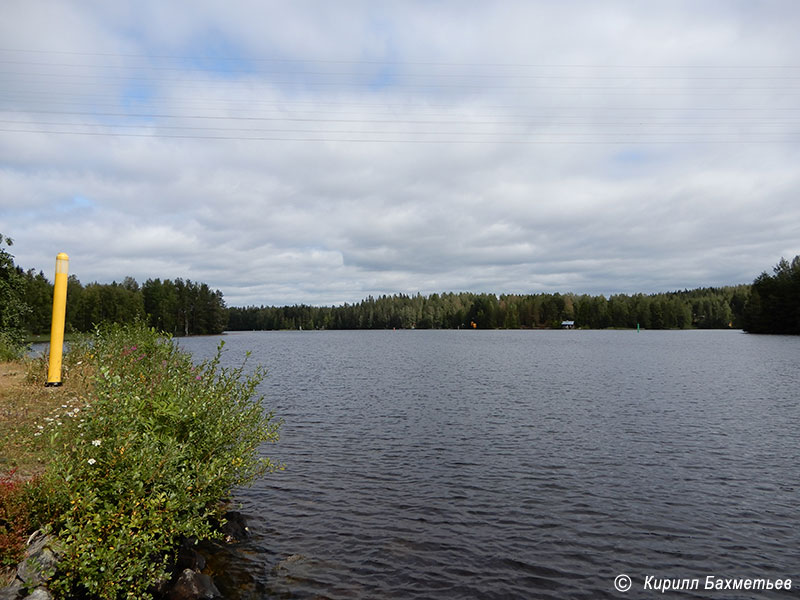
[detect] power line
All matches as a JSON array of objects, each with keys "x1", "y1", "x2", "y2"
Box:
[
  {"x1": 0, "y1": 119, "x2": 800, "y2": 129},
  {"x1": 7, "y1": 108, "x2": 800, "y2": 128},
  {"x1": 2, "y1": 90, "x2": 798, "y2": 115},
  {"x1": 5, "y1": 70, "x2": 800, "y2": 92},
  {"x1": 4, "y1": 58, "x2": 800, "y2": 81},
  {"x1": 2, "y1": 47, "x2": 799, "y2": 70},
  {"x1": 1, "y1": 127, "x2": 797, "y2": 145},
  {"x1": 0, "y1": 119, "x2": 800, "y2": 137}
]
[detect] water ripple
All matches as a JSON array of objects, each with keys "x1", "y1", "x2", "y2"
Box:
[{"x1": 178, "y1": 330, "x2": 800, "y2": 599}]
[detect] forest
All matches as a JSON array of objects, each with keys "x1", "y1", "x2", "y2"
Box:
[
  {"x1": 18, "y1": 274, "x2": 228, "y2": 336},
  {"x1": 2, "y1": 232, "x2": 797, "y2": 338},
  {"x1": 741, "y1": 256, "x2": 800, "y2": 334},
  {"x1": 227, "y1": 287, "x2": 751, "y2": 331},
  {"x1": 0, "y1": 235, "x2": 228, "y2": 340}
]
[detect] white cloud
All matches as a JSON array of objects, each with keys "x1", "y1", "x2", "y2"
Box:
[{"x1": 1, "y1": 1, "x2": 799, "y2": 306}]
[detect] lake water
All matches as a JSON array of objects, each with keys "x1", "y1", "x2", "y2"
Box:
[{"x1": 178, "y1": 330, "x2": 800, "y2": 599}]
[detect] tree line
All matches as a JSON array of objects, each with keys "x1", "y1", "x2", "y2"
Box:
[
  {"x1": 2, "y1": 232, "x2": 797, "y2": 338},
  {"x1": 0, "y1": 235, "x2": 228, "y2": 338},
  {"x1": 19, "y1": 274, "x2": 228, "y2": 336},
  {"x1": 228, "y1": 286, "x2": 752, "y2": 331}
]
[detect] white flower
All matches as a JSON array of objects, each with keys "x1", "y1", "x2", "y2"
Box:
[
  {"x1": 92, "y1": 439, "x2": 102, "y2": 446},
  {"x1": 87, "y1": 458, "x2": 96, "y2": 465}
]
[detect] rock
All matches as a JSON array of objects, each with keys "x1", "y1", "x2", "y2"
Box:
[
  {"x1": 175, "y1": 539, "x2": 206, "y2": 572},
  {"x1": 21, "y1": 589, "x2": 52, "y2": 600},
  {"x1": 219, "y1": 511, "x2": 248, "y2": 542},
  {"x1": 272, "y1": 553, "x2": 306, "y2": 575},
  {"x1": 169, "y1": 569, "x2": 221, "y2": 600},
  {"x1": 24, "y1": 532, "x2": 47, "y2": 558},
  {"x1": 16, "y1": 532, "x2": 62, "y2": 588},
  {"x1": 0, "y1": 578, "x2": 24, "y2": 600}
]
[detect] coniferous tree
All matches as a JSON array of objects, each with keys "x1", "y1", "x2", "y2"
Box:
[
  {"x1": 0, "y1": 234, "x2": 28, "y2": 347},
  {"x1": 743, "y1": 256, "x2": 800, "y2": 334}
]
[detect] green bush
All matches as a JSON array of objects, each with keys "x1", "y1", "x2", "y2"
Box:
[
  {"x1": 0, "y1": 331, "x2": 26, "y2": 362},
  {"x1": 34, "y1": 324, "x2": 280, "y2": 599}
]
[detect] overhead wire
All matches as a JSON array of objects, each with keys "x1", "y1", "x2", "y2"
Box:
[
  {"x1": 4, "y1": 58, "x2": 800, "y2": 82},
  {"x1": 2, "y1": 47, "x2": 800, "y2": 69},
  {"x1": 1, "y1": 47, "x2": 799, "y2": 146},
  {"x1": 1, "y1": 126, "x2": 796, "y2": 144}
]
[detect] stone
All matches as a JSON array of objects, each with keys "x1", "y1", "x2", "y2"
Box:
[
  {"x1": 272, "y1": 553, "x2": 306, "y2": 575},
  {"x1": 17, "y1": 533, "x2": 62, "y2": 588},
  {"x1": 0, "y1": 578, "x2": 24, "y2": 600},
  {"x1": 24, "y1": 533, "x2": 47, "y2": 558},
  {"x1": 168, "y1": 569, "x2": 221, "y2": 600},
  {"x1": 175, "y1": 540, "x2": 206, "y2": 572},
  {"x1": 21, "y1": 589, "x2": 53, "y2": 600},
  {"x1": 219, "y1": 511, "x2": 248, "y2": 542}
]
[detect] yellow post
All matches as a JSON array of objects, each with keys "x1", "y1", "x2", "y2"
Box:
[{"x1": 46, "y1": 253, "x2": 69, "y2": 387}]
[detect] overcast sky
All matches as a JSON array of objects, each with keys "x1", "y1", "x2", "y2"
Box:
[{"x1": 2, "y1": 1, "x2": 799, "y2": 306}]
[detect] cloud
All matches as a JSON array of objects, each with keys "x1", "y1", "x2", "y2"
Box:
[{"x1": 1, "y1": 1, "x2": 799, "y2": 306}]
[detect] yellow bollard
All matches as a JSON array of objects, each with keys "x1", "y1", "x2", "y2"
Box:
[{"x1": 46, "y1": 252, "x2": 69, "y2": 387}]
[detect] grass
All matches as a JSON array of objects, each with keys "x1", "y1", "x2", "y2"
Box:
[
  {"x1": 0, "y1": 349, "x2": 92, "y2": 583},
  {"x1": 0, "y1": 363, "x2": 82, "y2": 477},
  {"x1": 0, "y1": 357, "x2": 91, "y2": 583}
]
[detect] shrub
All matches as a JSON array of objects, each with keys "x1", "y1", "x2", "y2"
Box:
[
  {"x1": 0, "y1": 331, "x2": 26, "y2": 362},
  {"x1": 35, "y1": 324, "x2": 280, "y2": 599},
  {"x1": 0, "y1": 470, "x2": 31, "y2": 567}
]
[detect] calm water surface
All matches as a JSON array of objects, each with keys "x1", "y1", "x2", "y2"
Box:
[{"x1": 178, "y1": 330, "x2": 800, "y2": 599}]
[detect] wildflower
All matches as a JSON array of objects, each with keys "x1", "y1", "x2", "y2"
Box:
[
  {"x1": 87, "y1": 458, "x2": 96, "y2": 465},
  {"x1": 37, "y1": 425, "x2": 44, "y2": 430},
  {"x1": 92, "y1": 439, "x2": 102, "y2": 446}
]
